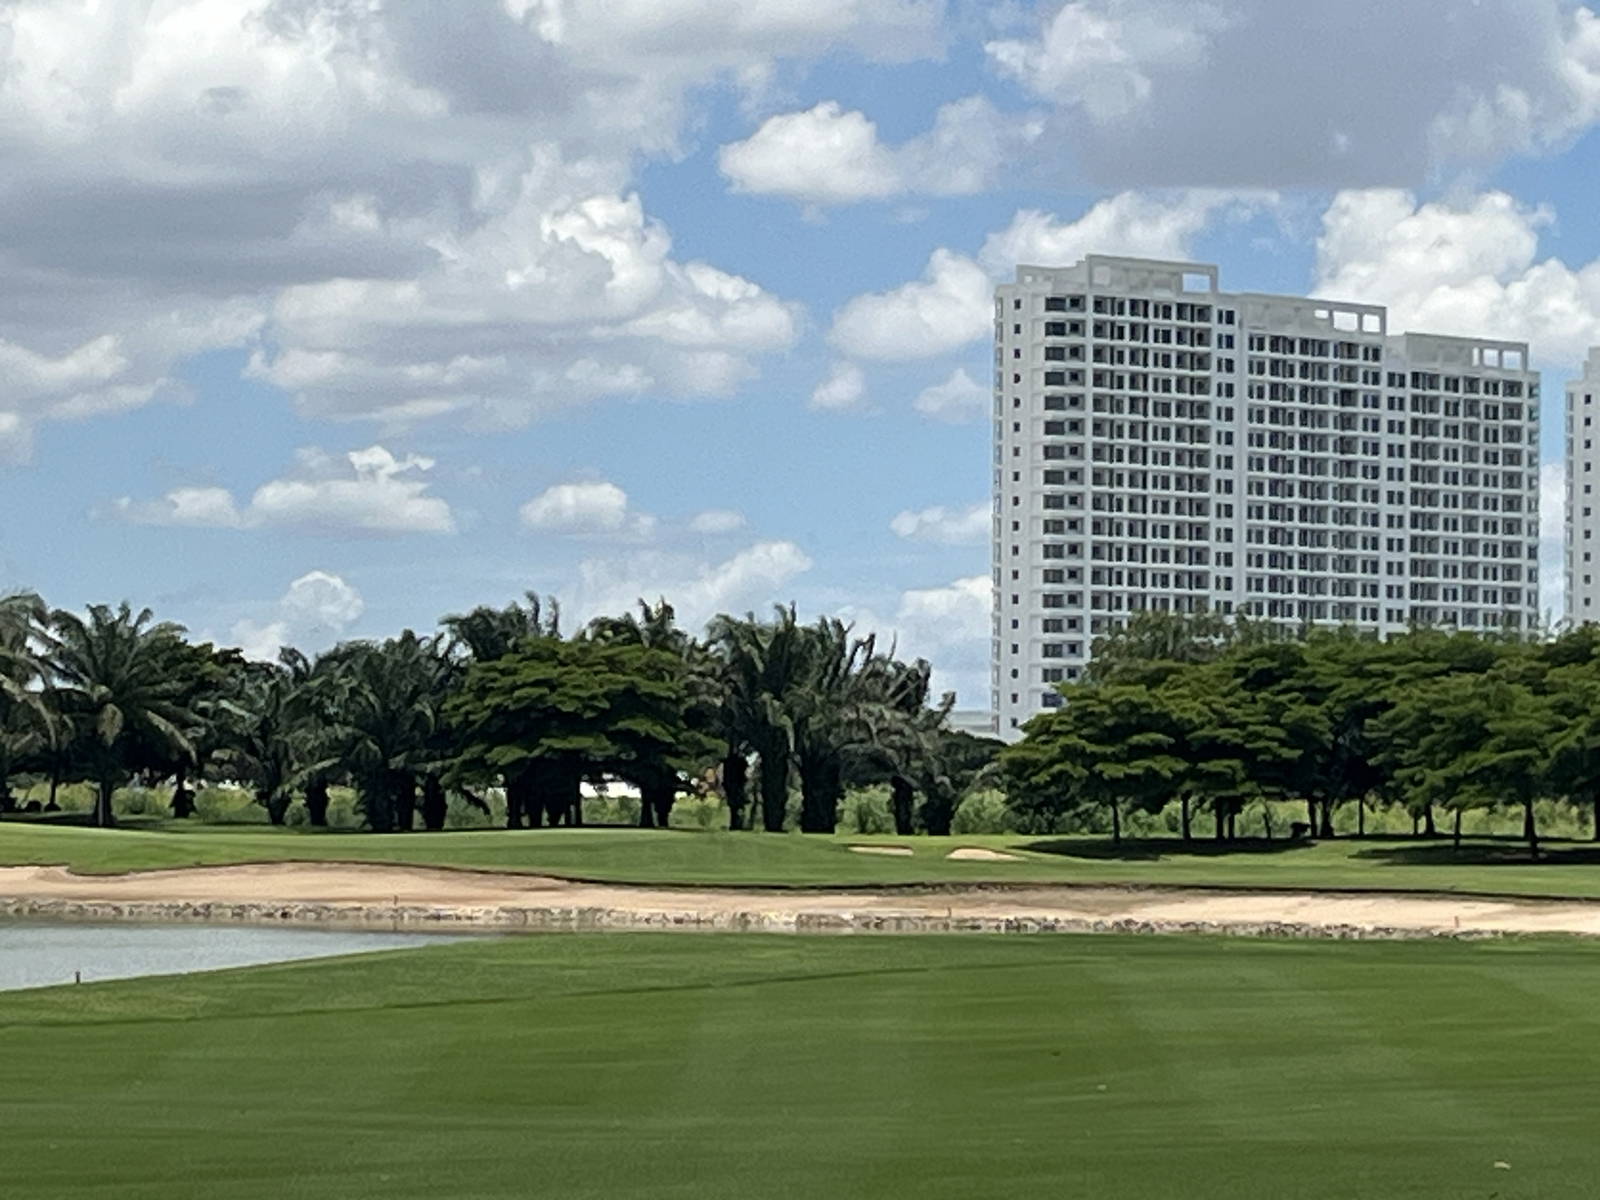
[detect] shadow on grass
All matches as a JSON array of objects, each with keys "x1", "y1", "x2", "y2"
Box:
[
  {"x1": 1350, "y1": 838, "x2": 1600, "y2": 868},
  {"x1": 1019, "y1": 836, "x2": 1310, "y2": 861}
]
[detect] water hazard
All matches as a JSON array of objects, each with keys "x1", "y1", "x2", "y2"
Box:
[{"x1": 0, "y1": 922, "x2": 465, "y2": 992}]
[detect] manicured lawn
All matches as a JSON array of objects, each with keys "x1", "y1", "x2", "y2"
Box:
[
  {"x1": 11, "y1": 820, "x2": 1600, "y2": 899},
  {"x1": 4, "y1": 933, "x2": 1598, "y2": 1198}
]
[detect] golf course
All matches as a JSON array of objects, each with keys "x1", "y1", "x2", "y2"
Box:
[{"x1": 4, "y1": 931, "x2": 1598, "y2": 1199}]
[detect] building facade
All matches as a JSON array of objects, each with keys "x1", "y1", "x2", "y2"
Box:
[
  {"x1": 993, "y1": 255, "x2": 1542, "y2": 738},
  {"x1": 1567, "y1": 348, "x2": 1600, "y2": 621}
]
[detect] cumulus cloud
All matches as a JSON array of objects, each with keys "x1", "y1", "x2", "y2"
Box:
[
  {"x1": 230, "y1": 570, "x2": 366, "y2": 661},
  {"x1": 830, "y1": 191, "x2": 1248, "y2": 361},
  {"x1": 688, "y1": 508, "x2": 747, "y2": 535},
  {"x1": 1312, "y1": 189, "x2": 1600, "y2": 363},
  {"x1": 519, "y1": 480, "x2": 655, "y2": 537},
  {"x1": 718, "y1": 96, "x2": 1033, "y2": 205},
  {"x1": 985, "y1": 0, "x2": 1600, "y2": 188},
  {"x1": 809, "y1": 361, "x2": 868, "y2": 411},
  {"x1": 829, "y1": 250, "x2": 992, "y2": 362},
  {"x1": 843, "y1": 575, "x2": 993, "y2": 706},
  {"x1": 115, "y1": 446, "x2": 456, "y2": 536},
  {"x1": 913, "y1": 368, "x2": 989, "y2": 423},
  {"x1": 0, "y1": 0, "x2": 950, "y2": 450},
  {"x1": 890, "y1": 503, "x2": 991, "y2": 545},
  {"x1": 571, "y1": 540, "x2": 814, "y2": 630}
]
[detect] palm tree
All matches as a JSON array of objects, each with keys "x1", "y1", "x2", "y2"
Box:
[
  {"x1": 216, "y1": 659, "x2": 303, "y2": 825},
  {"x1": 42, "y1": 603, "x2": 200, "y2": 828},
  {"x1": 708, "y1": 607, "x2": 808, "y2": 832},
  {"x1": 319, "y1": 632, "x2": 449, "y2": 832},
  {"x1": 0, "y1": 592, "x2": 50, "y2": 813}
]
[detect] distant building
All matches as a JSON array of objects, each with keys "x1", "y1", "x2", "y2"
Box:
[
  {"x1": 994, "y1": 255, "x2": 1541, "y2": 738},
  {"x1": 1567, "y1": 349, "x2": 1600, "y2": 622},
  {"x1": 946, "y1": 709, "x2": 999, "y2": 739}
]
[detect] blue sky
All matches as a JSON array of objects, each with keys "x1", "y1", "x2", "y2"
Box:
[{"x1": 4, "y1": 0, "x2": 1600, "y2": 706}]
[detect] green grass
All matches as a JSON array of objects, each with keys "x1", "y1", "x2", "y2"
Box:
[
  {"x1": 12, "y1": 820, "x2": 1600, "y2": 900},
  {"x1": 4, "y1": 932, "x2": 1599, "y2": 1198}
]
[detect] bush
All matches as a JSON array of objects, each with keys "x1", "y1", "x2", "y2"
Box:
[
  {"x1": 670, "y1": 795, "x2": 725, "y2": 830},
  {"x1": 950, "y1": 790, "x2": 1014, "y2": 835},
  {"x1": 841, "y1": 786, "x2": 893, "y2": 835}
]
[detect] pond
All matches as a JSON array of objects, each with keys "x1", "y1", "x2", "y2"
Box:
[{"x1": 0, "y1": 922, "x2": 468, "y2": 993}]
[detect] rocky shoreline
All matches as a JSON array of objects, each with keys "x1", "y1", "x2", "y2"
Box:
[{"x1": 0, "y1": 895, "x2": 1528, "y2": 941}]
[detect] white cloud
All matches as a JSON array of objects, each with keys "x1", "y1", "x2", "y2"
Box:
[
  {"x1": 843, "y1": 575, "x2": 993, "y2": 706},
  {"x1": 230, "y1": 570, "x2": 366, "y2": 661},
  {"x1": 809, "y1": 361, "x2": 868, "y2": 411},
  {"x1": 984, "y1": 1, "x2": 1600, "y2": 188},
  {"x1": 890, "y1": 503, "x2": 991, "y2": 545},
  {"x1": 0, "y1": 0, "x2": 955, "y2": 450},
  {"x1": 976, "y1": 190, "x2": 1259, "y2": 276},
  {"x1": 115, "y1": 445, "x2": 456, "y2": 536},
  {"x1": 688, "y1": 508, "x2": 747, "y2": 535},
  {"x1": 1312, "y1": 189, "x2": 1600, "y2": 363},
  {"x1": 830, "y1": 191, "x2": 1247, "y2": 362},
  {"x1": 519, "y1": 480, "x2": 655, "y2": 536},
  {"x1": 571, "y1": 540, "x2": 814, "y2": 630},
  {"x1": 913, "y1": 368, "x2": 989, "y2": 423},
  {"x1": 718, "y1": 96, "x2": 1032, "y2": 205},
  {"x1": 829, "y1": 249, "x2": 992, "y2": 362}
]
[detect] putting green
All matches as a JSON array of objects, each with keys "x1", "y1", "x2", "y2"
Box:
[{"x1": 4, "y1": 933, "x2": 1597, "y2": 1198}]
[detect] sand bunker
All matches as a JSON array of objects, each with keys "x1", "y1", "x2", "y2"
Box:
[
  {"x1": 849, "y1": 845, "x2": 914, "y2": 857},
  {"x1": 945, "y1": 848, "x2": 1022, "y2": 862},
  {"x1": 7, "y1": 862, "x2": 1600, "y2": 940}
]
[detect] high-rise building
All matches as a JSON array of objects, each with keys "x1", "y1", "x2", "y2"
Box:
[
  {"x1": 993, "y1": 255, "x2": 1542, "y2": 738},
  {"x1": 1566, "y1": 348, "x2": 1600, "y2": 621}
]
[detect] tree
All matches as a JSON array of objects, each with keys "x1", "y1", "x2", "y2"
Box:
[
  {"x1": 318, "y1": 632, "x2": 450, "y2": 832},
  {"x1": 1002, "y1": 682, "x2": 1184, "y2": 840},
  {"x1": 0, "y1": 592, "x2": 50, "y2": 814},
  {"x1": 447, "y1": 637, "x2": 701, "y2": 828},
  {"x1": 42, "y1": 603, "x2": 200, "y2": 828},
  {"x1": 707, "y1": 608, "x2": 808, "y2": 833}
]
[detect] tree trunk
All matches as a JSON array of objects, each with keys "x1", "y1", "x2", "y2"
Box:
[
  {"x1": 889, "y1": 775, "x2": 915, "y2": 836},
  {"x1": 391, "y1": 772, "x2": 417, "y2": 832},
  {"x1": 1226, "y1": 808, "x2": 1236, "y2": 841},
  {"x1": 798, "y1": 754, "x2": 843, "y2": 834},
  {"x1": 1523, "y1": 797, "x2": 1539, "y2": 860},
  {"x1": 304, "y1": 777, "x2": 330, "y2": 827},
  {"x1": 1317, "y1": 798, "x2": 1334, "y2": 839},
  {"x1": 722, "y1": 751, "x2": 748, "y2": 831},
  {"x1": 1452, "y1": 807, "x2": 1462, "y2": 850},
  {"x1": 1306, "y1": 796, "x2": 1316, "y2": 831},
  {"x1": 1109, "y1": 800, "x2": 1121, "y2": 844},
  {"x1": 0, "y1": 775, "x2": 13, "y2": 814},
  {"x1": 1180, "y1": 795, "x2": 1192, "y2": 842},
  {"x1": 1356, "y1": 798, "x2": 1365, "y2": 839},
  {"x1": 638, "y1": 792, "x2": 655, "y2": 827},
  {"x1": 1592, "y1": 793, "x2": 1600, "y2": 843},
  {"x1": 1422, "y1": 803, "x2": 1437, "y2": 838},
  {"x1": 1262, "y1": 803, "x2": 1274, "y2": 841},
  {"x1": 537, "y1": 761, "x2": 580, "y2": 827},
  {"x1": 262, "y1": 789, "x2": 290, "y2": 826},
  {"x1": 46, "y1": 765, "x2": 61, "y2": 812},
  {"x1": 169, "y1": 764, "x2": 195, "y2": 820},
  {"x1": 95, "y1": 777, "x2": 116, "y2": 829},
  {"x1": 420, "y1": 774, "x2": 448, "y2": 832},
  {"x1": 758, "y1": 746, "x2": 788, "y2": 833},
  {"x1": 642, "y1": 780, "x2": 675, "y2": 829},
  {"x1": 1214, "y1": 801, "x2": 1225, "y2": 841},
  {"x1": 505, "y1": 771, "x2": 531, "y2": 829}
]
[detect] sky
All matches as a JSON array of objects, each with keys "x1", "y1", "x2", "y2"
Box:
[{"x1": 4, "y1": 0, "x2": 1600, "y2": 709}]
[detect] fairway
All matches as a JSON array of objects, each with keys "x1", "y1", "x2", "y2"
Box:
[
  {"x1": 13, "y1": 821, "x2": 1600, "y2": 901},
  {"x1": 4, "y1": 933, "x2": 1598, "y2": 1199}
]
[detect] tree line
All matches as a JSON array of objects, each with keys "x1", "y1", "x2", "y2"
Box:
[
  {"x1": 0, "y1": 592, "x2": 996, "y2": 835},
  {"x1": 1000, "y1": 612, "x2": 1600, "y2": 856}
]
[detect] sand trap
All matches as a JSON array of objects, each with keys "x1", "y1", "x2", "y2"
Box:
[
  {"x1": 848, "y1": 845, "x2": 914, "y2": 857},
  {"x1": 946, "y1": 848, "x2": 1022, "y2": 862},
  {"x1": 9, "y1": 862, "x2": 1600, "y2": 940}
]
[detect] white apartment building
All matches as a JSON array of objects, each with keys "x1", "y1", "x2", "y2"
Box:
[
  {"x1": 993, "y1": 255, "x2": 1542, "y2": 738},
  {"x1": 1567, "y1": 348, "x2": 1600, "y2": 621}
]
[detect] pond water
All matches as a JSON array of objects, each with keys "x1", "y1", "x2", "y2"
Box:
[{"x1": 0, "y1": 923, "x2": 467, "y2": 993}]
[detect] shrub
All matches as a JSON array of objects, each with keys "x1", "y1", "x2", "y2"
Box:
[
  {"x1": 841, "y1": 787, "x2": 893, "y2": 835},
  {"x1": 950, "y1": 790, "x2": 1015, "y2": 835}
]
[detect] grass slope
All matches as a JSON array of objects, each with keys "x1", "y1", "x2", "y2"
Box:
[
  {"x1": 10, "y1": 821, "x2": 1600, "y2": 899},
  {"x1": 4, "y1": 933, "x2": 1598, "y2": 1199}
]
